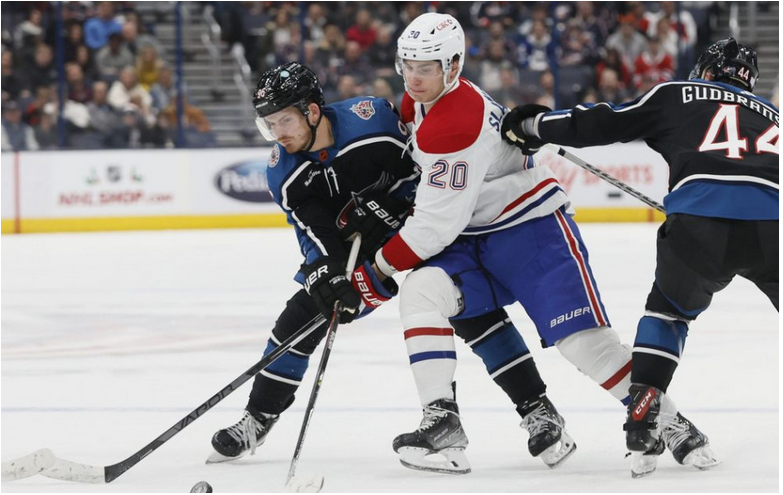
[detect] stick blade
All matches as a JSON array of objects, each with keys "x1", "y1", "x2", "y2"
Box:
[
  {"x1": 285, "y1": 474, "x2": 324, "y2": 493},
  {"x1": 1, "y1": 448, "x2": 55, "y2": 481},
  {"x1": 39, "y1": 456, "x2": 106, "y2": 483}
]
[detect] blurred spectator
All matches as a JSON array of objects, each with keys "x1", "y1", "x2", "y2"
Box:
[
  {"x1": 24, "y1": 44, "x2": 56, "y2": 92},
  {"x1": 479, "y1": 40, "x2": 513, "y2": 93},
  {"x1": 632, "y1": 36, "x2": 674, "y2": 89},
  {"x1": 270, "y1": 10, "x2": 295, "y2": 59},
  {"x1": 122, "y1": 20, "x2": 165, "y2": 58},
  {"x1": 337, "y1": 74, "x2": 359, "y2": 100},
  {"x1": 2, "y1": 50, "x2": 27, "y2": 101},
  {"x1": 64, "y1": 22, "x2": 85, "y2": 62},
  {"x1": 74, "y1": 44, "x2": 100, "y2": 82},
  {"x1": 336, "y1": 41, "x2": 373, "y2": 87},
  {"x1": 654, "y1": 17, "x2": 679, "y2": 62},
  {"x1": 473, "y1": 1, "x2": 518, "y2": 29},
  {"x1": 648, "y1": 1, "x2": 697, "y2": 49},
  {"x1": 560, "y1": 19, "x2": 600, "y2": 66},
  {"x1": 303, "y1": 3, "x2": 328, "y2": 44},
  {"x1": 2, "y1": 101, "x2": 39, "y2": 151},
  {"x1": 489, "y1": 67, "x2": 527, "y2": 108},
  {"x1": 136, "y1": 45, "x2": 163, "y2": 91},
  {"x1": 33, "y1": 113, "x2": 58, "y2": 149},
  {"x1": 108, "y1": 66, "x2": 152, "y2": 115},
  {"x1": 96, "y1": 32, "x2": 134, "y2": 80},
  {"x1": 371, "y1": 77, "x2": 396, "y2": 105},
  {"x1": 162, "y1": 98, "x2": 215, "y2": 148},
  {"x1": 149, "y1": 66, "x2": 186, "y2": 112},
  {"x1": 580, "y1": 87, "x2": 599, "y2": 104},
  {"x1": 573, "y1": 2, "x2": 611, "y2": 47},
  {"x1": 86, "y1": 80, "x2": 124, "y2": 146},
  {"x1": 316, "y1": 23, "x2": 346, "y2": 71},
  {"x1": 366, "y1": 26, "x2": 396, "y2": 75},
  {"x1": 626, "y1": 1, "x2": 655, "y2": 35},
  {"x1": 596, "y1": 67, "x2": 630, "y2": 104},
  {"x1": 275, "y1": 17, "x2": 303, "y2": 65},
  {"x1": 23, "y1": 85, "x2": 54, "y2": 126},
  {"x1": 139, "y1": 112, "x2": 172, "y2": 148},
  {"x1": 346, "y1": 9, "x2": 377, "y2": 51},
  {"x1": 605, "y1": 13, "x2": 647, "y2": 68},
  {"x1": 517, "y1": 3, "x2": 552, "y2": 38},
  {"x1": 84, "y1": 1, "x2": 122, "y2": 50},
  {"x1": 66, "y1": 62, "x2": 93, "y2": 104},
  {"x1": 480, "y1": 21, "x2": 516, "y2": 60},
  {"x1": 14, "y1": 9, "x2": 44, "y2": 50},
  {"x1": 535, "y1": 69, "x2": 556, "y2": 109},
  {"x1": 595, "y1": 47, "x2": 632, "y2": 90},
  {"x1": 517, "y1": 19, "x2": 556, "y2": 71}
]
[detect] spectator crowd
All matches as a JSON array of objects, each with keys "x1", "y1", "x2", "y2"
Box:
[{"x1": 3, "y1": 1, "x2": 725, "y2": 150}]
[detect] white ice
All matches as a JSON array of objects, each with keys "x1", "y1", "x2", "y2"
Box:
[{"x1": 1, "y1": 225, "x2": 778, "y2": 493}]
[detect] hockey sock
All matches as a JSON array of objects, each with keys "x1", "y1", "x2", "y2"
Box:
[
  {"x1": 452, "y1": 310, "x2": 546, "y2": 406},
  {"x1": 403, "y1": 320, "x2": 458, "y2": 406},
  {"x1": 632, "y1": 315, "x2": 688, "y2": 392},
  {"x1": 247, "y1": 338, "x2": 311, "y2": 415}
]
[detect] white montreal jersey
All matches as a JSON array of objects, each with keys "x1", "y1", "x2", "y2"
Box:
[{"x1": 376, "y1": 78, "x2": 572, "y2": 274}]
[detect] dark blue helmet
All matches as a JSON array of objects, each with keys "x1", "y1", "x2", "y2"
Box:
[{"x1": 689, "y1": 38, "x2": 759, "y2": 91}]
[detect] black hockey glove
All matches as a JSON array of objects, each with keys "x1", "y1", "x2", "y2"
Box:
[
  {"x1": 343, "y1": 194, "x2": 409, "y2": 256},
  {"x1": 500, "y1": 104, "x2": 551, "y2": 155},
  {"x1": 302, "y1": 257, "x2": 362, "y2": 323}
]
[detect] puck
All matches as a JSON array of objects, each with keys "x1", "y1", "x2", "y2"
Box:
[{"x1": 190, "y1": 481, "x2": 213, "y2": 493}]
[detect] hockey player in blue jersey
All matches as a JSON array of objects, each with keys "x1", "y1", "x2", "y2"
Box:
[
  {"x1": 503, "y1": 37, "x2": 778, "y2": 475},
  {"x1": 207, "y1": 62, "x2": 417, "y2": 462}
]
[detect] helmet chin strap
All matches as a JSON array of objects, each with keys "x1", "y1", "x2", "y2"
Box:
[{"x1": 302, "y1": 108, "x2": 323, "y2": 152}]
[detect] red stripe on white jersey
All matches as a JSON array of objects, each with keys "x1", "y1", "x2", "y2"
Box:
[
  {"x1": 404, "y1": 327, "x2": 454, "y2": 339},
  {"x1": 553, "y1": 209, "x2": 608, "y2": 327},
  {"x1": 491, "y1": 177, "x2": 560, "y2": 222}
]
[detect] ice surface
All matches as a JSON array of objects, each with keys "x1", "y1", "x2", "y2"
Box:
[{"x1": 1, "y1": 225, "x2": 778, "y2": 492}]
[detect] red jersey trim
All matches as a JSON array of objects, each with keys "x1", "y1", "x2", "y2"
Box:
[
  {"x1": 381, "y1": 233, "x2": 423, "y2": 272},
  {"x1": 400, "y1": 93, "x2": 415, "y2": 125},
  {"x1": 491, "y1": 177, "x2": 560, "y2": 222},
  {"x1": 404, "y1": 327, "x2": 454, "y2": 339},
  {"x1": 416, "y1": 79, "x2": 484, "y2": 154}
]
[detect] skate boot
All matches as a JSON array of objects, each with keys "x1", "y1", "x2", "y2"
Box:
[
  {"x1": 517, "y1": 395, "x2": 577, "y2": 468},
  {"x1": 624, "y1": 383, "x2": 664, "y2": 478},
  {"x1": 206, "y1": 410, "x2": 279, "y2": 463},
  {"x1": 392, "y1": 398, "x2": 471, "y2": 474},
  {"x1": 661, "y1": 412, "x2": 720, "y2": 470}
]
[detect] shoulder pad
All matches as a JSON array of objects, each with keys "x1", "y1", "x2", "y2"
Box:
[{"x1": 417, "y1": 81, "x2": 483, "y2": 154}]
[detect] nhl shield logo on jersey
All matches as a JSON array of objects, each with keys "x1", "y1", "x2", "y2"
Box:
[
  {"x1": 350, "y1": 100, "x2": 375, "y2": 120},
  {"x1": 269, "y1": 144, "x2": 280, "y2": 168}
]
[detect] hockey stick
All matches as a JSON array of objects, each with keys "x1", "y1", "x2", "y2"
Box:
[
  {"x1": 4, "y1": 310, "x2": 331, "y2": 483},
  {"x1": 285, "y1": 234, "x2": 362, "y2": 493},
  {"x1": 543, "y1": 144, "x2": 666, "y2": 213}
]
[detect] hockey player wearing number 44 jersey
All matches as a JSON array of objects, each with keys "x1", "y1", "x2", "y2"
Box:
[
  {"x1": 359, "y1": 12, "x2": 716, "y2": 477},
  {"x1": 503, "y1": 37, "x2": 777, "y2": 476}
]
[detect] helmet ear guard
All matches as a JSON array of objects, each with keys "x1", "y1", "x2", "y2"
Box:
[{"x1": 689, "y1": 37, "x2": 759, "y2": 91}]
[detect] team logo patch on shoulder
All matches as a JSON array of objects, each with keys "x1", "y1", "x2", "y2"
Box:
[
  {"x1": 350, "y1": 100, "x2": 375, "y2": 120},
  {"x1": 269, "y1": 144, "x2": 280, "y2": 167}
]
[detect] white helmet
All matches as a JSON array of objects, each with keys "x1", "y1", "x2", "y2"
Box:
[{"x1": 396, "y1": 13, "x2": 465, "y2": 103}]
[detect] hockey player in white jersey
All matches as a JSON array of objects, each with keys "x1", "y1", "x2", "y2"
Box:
[{"x1": 358, "y1": 12, "x2": 717, "y2": 477}]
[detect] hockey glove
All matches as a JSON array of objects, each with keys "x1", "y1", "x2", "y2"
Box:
[
  {"x1": 500, "y1": 104, "x2": 551, "y2": 155},
  {"x1": 343, "y1": 194, "x2": 409, "y2": 256},
  {"x1": 302, "y1": 257, "x2": 362, "y2": 323},
  {"x1": 351, "y1": 261, "x2": 398, "y2": 309}
]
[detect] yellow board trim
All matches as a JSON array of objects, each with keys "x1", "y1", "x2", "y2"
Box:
[{"x1": 2, "y1": 208, "x2": 665, "y2": 234}]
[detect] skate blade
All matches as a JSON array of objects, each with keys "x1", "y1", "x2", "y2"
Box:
[
  {"x1": 286, "y1": 474, "x2": 324, "y2": 493},
  {"x1": 629, "y1": 451, "x2": 658, "y2": 478},
  {"x1": 397, "y1": 447, "x2": 471, "y2": 475},
  {"x1": 205, "y1": 451, "x2": 247, "y2": 464},
  {"x1": 539, "y1": 432, "x2": 577, "y2": 469},
  {"x1": 682, "y1": 446, "x2": 721, "y2": 470}
]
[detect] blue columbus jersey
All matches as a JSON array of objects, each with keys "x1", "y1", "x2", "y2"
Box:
[
  {"x1": 537, "y1": 79, "x2": 779, "y2": 220},
  {"x1": 265, "y1": 97, "x2": 419, "y2": 283}
]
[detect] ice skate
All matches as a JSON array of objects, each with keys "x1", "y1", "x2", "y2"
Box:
[
  {"x1": 661, "y1": 412, "x2": 720, "y2": 470},
  {"x1": 624, "y1": 383, "x2": 664, "y2": 478},
  {"x1": 518, "y1": 395, "x2": 576, "y2": 468},
  {"x1": 206, "y1": 410, "x2": 279, "y2": 463}
]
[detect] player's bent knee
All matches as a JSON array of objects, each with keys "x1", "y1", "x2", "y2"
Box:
[
  {"x1": 399, "y1": 267, "x2": 463, "y2": 323},
  {"x1": 555, "y1": 327, "x2": 630, "y2": 381}
]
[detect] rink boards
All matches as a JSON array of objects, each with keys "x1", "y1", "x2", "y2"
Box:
[{"x1": 0, "y1": 143, "x2": 667, "y2": 234}]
